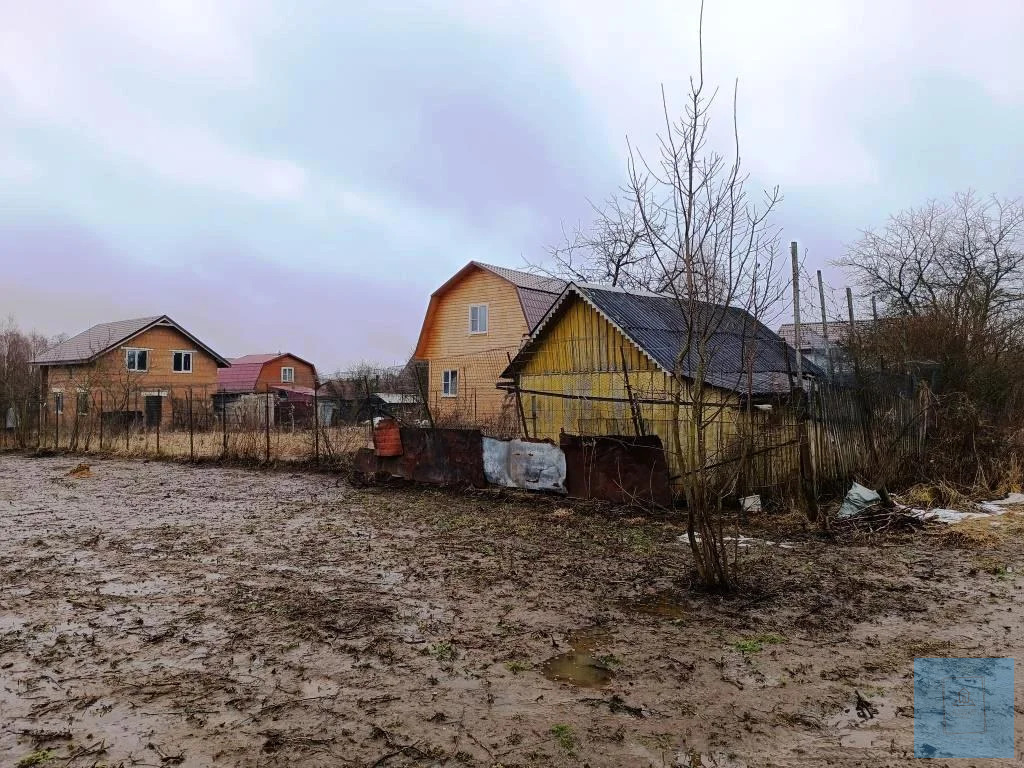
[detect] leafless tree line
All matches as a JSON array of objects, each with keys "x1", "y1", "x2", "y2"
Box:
[{"x1": 836, "y1": 191, "x2": 1024, "y2": 490}]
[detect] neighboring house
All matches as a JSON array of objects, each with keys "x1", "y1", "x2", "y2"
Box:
[
  {"x1": 317, "y1": 364, "x2": 425, "y2": 425},
  {"x1": 499, "y1": 283, "x2": 820, "y2": 482},
  {"x1": 413, "y1": 261, "x2": 565, "y2": 427},
  {"x1": 214, "y1": 353, "x2": 319, "y2": 428},
  {"x1": 31, "y1": 315, "x2": 230, "y2": 428},
  {"x1": 777, "y1": 321, "x2": 867, "y2": 380},
  {"x1": 216, "y1": 353, "x2": 317, "y2": 396},
  {"x1": 371, "y1": 392, "x2": 424, "y2": 423}
]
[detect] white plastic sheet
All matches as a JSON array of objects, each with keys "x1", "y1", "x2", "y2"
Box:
[{"x1": 482, "y1": 437, "x2": 566, "y2": 493}]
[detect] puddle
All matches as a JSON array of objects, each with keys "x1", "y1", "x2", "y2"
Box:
[
  {"x1": 0, "y1": 615, "x2": 26, "y2": 632},
  {"x1": 623, "y1": 590, "x2": 687, "y2": 620},
  {"x1": 541, "y1": 628, "x2": 614, "y2": 688}
]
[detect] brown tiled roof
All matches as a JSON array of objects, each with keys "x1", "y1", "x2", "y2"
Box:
[
  {"x1": 474, "y1": 262, "x2": 566, "y2": 293},
  {"x1": 518, "y1": 287, "x2": 560, "y2": 330},
  {"x1": 473, "y1": 263, "x2": 565, "y2": 331}
]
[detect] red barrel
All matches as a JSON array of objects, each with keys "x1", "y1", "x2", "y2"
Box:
[{"x1": 373, "y1": 418, "x2": 403, "y2": 457}]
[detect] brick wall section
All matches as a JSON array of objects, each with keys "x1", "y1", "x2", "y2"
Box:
[
  {"x1": 41, "y1": 325, "x2": 222, "y2": 427},
  {"x1": 256, "y1": 355, "x2": 316, "y2": 390}
]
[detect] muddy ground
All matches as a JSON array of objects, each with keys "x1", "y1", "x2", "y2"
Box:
[{"x1": 1, "y1": 455, "x2": 1022, "y2": 767}]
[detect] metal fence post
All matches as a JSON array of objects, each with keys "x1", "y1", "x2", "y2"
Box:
[
  {"x1": 188, "y1": 386, "x2": 195, "y2": 462},
  {"x1": 265, "y1": 384, "x2": 271, "y2": 463},
  {"x1": 221, "y1": 390, "x2": 228, "y2": 457},
  {"x1": 313, "y1": 383, "x2": 320, "y2": 464},
  {"x1": 98, "y1": 390, "x2": 104, "y2": 451}
]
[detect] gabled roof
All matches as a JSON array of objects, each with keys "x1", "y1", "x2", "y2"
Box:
[
  {"x1": 373, "y1": 392, "x2": 422, "y2": 405},
  {"x1": 217, "y1": 352, "x2": 317, "y2": 393},
  {"x1": 474, "y1": 262, "x2": 566, "y2": 293},
  {"x1": 413, "y1": 261, "x2": 566, "y2": 358},
  {"x1": 503, "y1": 283, "x2": 823, "y2": 397},
  {"x1": 32, "y1": 315, "x2": 230, "y2": 367}
]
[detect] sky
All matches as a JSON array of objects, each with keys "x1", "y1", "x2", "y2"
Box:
[{"x1": 2, "y1": 0, "x2": 1023, "y2": 371}]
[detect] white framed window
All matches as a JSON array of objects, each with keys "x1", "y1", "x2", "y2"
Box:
[
  {"x1": 77, "y1": 390, "x2": 89, "y2": 415},
  {"x1": 469, "y1": 304, "x2": 488, "y2": 334},
  {"x1": 442, "y1": 369, "x2": 458, "y2": 397},
  {"x1": 53, "y1": 391, "x2": 64, "y2": 414},
  {"x1": 172, "y1": 350, "x2": 193, "y2": 373},
  {"x1": 281, "y1": 366, "x2": 295, "y2": 383},
  {"x1": 125, "y1": 348, "x2": 148, "y2": 372}
]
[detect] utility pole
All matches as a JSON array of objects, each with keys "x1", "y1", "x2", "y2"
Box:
[
  {"x1": 790, "y1": 241, "x2": 818, "y2": 524},
  {"x1": 817, "y1": 270, "x2": 834, "y2": 380},
  {"x1": 790, "y1": 241, "x2": 804, "y2": 382}
]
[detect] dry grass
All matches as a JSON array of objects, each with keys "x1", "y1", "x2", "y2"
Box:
[
  {"x1": 937, "y1": 509, "x2": 1024, "y2": 549},
  {"x1": 900, "y1": 480, "x2": 976, "y2": 509},
  {"x1": 37, "y1": 425, "x2": 370, "y2": 464}
]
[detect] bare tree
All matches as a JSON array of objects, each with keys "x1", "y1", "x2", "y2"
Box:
[
  {"x1": 837, "y1": 191, "x2": 1024, "y2": 389},
  {"x1": 612, "y1": 4, "x2": 787, "y2": 590},
  {"x1": 0, "y1": 318, "x2": 52, "y2": 445},
  {"x1": 538, "y1": 194, "x2": 668, "y2": 291}
]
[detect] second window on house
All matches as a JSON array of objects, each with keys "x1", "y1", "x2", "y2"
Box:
[
  {"x1": 281, "y1": 366, "x2": 295, "y2": 383},
  {"x1": 172, "y1": 351, "x2": 193, "y2": 373},
  {"x1": 442, "y1": 369, "x2": 458, "y2": 397},
  {"x1": 469, "y1": 304, "x2": 488, "y2": 334}
]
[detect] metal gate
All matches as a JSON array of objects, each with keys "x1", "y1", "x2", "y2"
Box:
[{"x1": 144, "y1": 396, "x2": 162, "y2": 428}]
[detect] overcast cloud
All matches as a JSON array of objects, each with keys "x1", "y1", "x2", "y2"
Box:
[{"x1": 2, "y1": 0, "x2": 1022, "y2": 370}]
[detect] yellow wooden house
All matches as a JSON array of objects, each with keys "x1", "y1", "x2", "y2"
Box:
[
  {"x1": 413, "y1": 262, "x2": 564, "y2": 430},
  {"x1": 499, "y1": 283, "x2": 817, "y2": 483}
]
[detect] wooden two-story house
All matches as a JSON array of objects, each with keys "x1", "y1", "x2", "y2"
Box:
[
  {"x1": 32, "y1": 315, "x2": 230, "y2": 428},
  {"x1": 413, "y1": 262, "x2": 564, "y2": 429}
]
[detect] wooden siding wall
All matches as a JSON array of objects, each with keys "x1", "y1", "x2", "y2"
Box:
[
  {"x1": 421, "y1": 268, "x2": 529, "y2": 427},
  {"x1": 515, "y1": 298, "x2": 750, "y2": 484},
  {"x1": 513, "y1": 298, "x2": 929, "y2": 494}
]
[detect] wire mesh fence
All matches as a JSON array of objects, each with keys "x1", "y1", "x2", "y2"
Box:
[
  {"x1": 0, "y1": 340, "x2": 932, "y2": 503},
  {"x1": 0, "y1": 373, "x2": 431, "y2": 465}
]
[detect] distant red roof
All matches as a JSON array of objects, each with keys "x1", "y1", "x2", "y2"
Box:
[
  {"x1": 216, "y1": 352, "x2": 316, "y2": 393},
  {"x1": 231, "y1": 353, "x2": 281, "y2": 365}
]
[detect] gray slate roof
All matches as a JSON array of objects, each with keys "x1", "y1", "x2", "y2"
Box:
[
  {"x1": 32, "y1": 316, "x2": 161, "y2": 365},
  {"x1": 505, "y1": 283, "x2": 822, "y2": 396},
  {"x1": 777, "y1": 320, "x2": 865, "y2": 350},
  {"x1": 32, "y1": 315, "x2": 230, "y2": 367}
]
